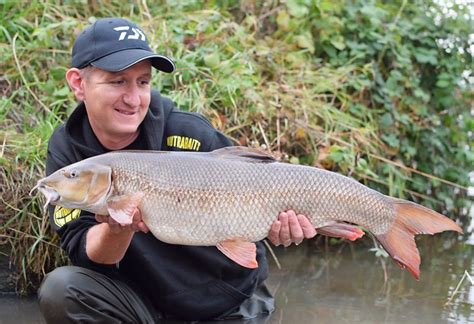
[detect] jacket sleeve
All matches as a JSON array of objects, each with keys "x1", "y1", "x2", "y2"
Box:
[{"x1": 46, "y1": 128, "x2": 117, "y2": 273}]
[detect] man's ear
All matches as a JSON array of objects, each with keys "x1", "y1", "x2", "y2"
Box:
[{"x1": 66, "y1": 68, "x2": 86, "y2": 101}]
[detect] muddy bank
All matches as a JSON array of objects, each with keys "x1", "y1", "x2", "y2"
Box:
[{"x1": 0, "y1": 246, "x2": 16, "y2": 294}]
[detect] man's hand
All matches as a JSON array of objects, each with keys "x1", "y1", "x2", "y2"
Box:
[
  {"x1": 267, "y1": 210, "x2": 316, "y2": 246},
  {"x1": 87, "y1": 208, "x2": 149, "y2": 264},
  {"x1": 95, "y1": 208, "x2": 149, "y2": 234}
]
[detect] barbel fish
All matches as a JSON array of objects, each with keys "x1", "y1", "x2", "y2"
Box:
[{"x1": 32, "y1": 146, "x2": 462, "y2": 279}]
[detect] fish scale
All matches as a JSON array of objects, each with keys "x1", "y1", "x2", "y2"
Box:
[{"x1": 104, "y1": 150, "x2": 396, "y2": 244}]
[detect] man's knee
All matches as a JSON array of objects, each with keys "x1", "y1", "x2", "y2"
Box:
[
  {"x1": 39, "y1": 266, "x2": 80, "y2": 302},
  {"x1": 38, "y1": 266, "x2": 92, "y2": 322},
  {"x1": 38, "y1": 266, "x2": 156, "y2": 323}
]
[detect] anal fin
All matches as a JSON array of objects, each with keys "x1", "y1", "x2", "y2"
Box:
[{"x1": 216, "y1": 239, "x2": 258, "y2": 269}]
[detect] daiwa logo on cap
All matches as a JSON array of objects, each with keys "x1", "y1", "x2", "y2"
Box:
[{"x1": 113, "y1": 26, "x2": 146, "y2": 41}]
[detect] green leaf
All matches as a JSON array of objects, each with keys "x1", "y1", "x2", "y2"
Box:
[
  {"x1": 203, "y1": 52, "x2": 220, "y2": 68},
  {"x1": 289, "y1": 156, "x2": 300, "y2": 164},
  {"x1": 413, "y1": 48, "x2": 438, "y2": 65},
  {"x1": 50, "y1": 67, "x2": 67, "y2": 81},
  {"x1": 276, "y1": 10, "x2": 290, "y2": 31},
  {"x1": 381, "y1": 133, "x2": 400, "y2": 148},
  {"x1": 52, "y1": 86, "x2": 69, "y2": 98},
  {"x1": 286, "y1": 0, "x2": 309, "y2": 18},
  {"x1": 330, "y1": 36, "x2": 346, "y2": 50},
  {"x1": 379, "y1": 113, "x2": 394, "y2": 129},
  {"x1": 413, "y1": 88, "x2": 430, "y2": 102},
  {"x1": 295, "y1": 34, "x2": 315, "y2": 53},
  {"x1": 435, "y1": 79, "x2": 450, "y2": 88}
]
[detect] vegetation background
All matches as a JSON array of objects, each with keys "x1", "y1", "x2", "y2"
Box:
[{"x1": 0, "y1": 0, "x2": 472, "y2": 294}]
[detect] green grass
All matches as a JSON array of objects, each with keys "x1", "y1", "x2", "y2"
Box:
[{"x1": 0, "y1": 0, "x2": 472, "y2": 294}]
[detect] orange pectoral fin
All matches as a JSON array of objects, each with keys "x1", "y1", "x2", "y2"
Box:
[
  {"x1": 106, "y1": 192, "x2": 144, "y2": 225},
  {"x1": 216, "y1": 239, "x2": 258, "y2": 269}
]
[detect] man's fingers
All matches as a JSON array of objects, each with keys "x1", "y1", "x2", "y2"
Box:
[
  {"x1": 95, "y1": 214, "x2": 108, "y2": 223},
  {"x1": 96, "y1": 214, "x2": 118, "y2": 225},
  {"x1": 132, "y1": 208, "x2": 141, "y2": 222},
  {"x1": 268, "y1": 220, "x2": 282, "y2": 246},
  {"x1": 278, "y1": 212, "x2": 291, "y2": 247},
  {"x1": 297, "y1": 214, "x2": 317, "y2": 238},
  {"x1": 138, "y1": 222, "x2": 150, "y2": 233},
  {"x1": 126, "y1": 208, "x2": 147, "y2": 232},
  {"x1": 269, "y1": 211, "x2": 316, "y2": 246},
  {"x1": 287, "y1": 210, "x2": 304, "y2": 245}
]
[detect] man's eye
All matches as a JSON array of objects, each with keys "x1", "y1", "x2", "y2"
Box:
[
  {"x1": 140, "y1": 80, "x2": 150, "y2": 86},
  {"x1": 110, "y1": 80, "x2": 124, "y2": 85}
]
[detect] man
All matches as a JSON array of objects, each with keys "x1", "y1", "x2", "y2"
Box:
[{"x1": 38, "y1": 18, "x2": 316, "y2": 323}]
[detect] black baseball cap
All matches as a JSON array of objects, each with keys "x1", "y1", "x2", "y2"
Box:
[{"x1": 72, "y1": 18, "x2": 175, "y2": 73}]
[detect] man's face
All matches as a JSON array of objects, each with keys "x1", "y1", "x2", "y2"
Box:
[{"x1": 80, "y1": 60, "x2": 152, "y2": 144}]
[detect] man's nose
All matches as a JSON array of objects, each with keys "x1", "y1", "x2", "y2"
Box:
[{"x1": 123, "y1": 84, "x2": 141, "y2": 107}]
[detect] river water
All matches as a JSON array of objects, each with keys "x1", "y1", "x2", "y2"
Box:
[
  {"x1": 266, "y1": 233, "x2": 473, "y2": 323},
  {"x1": 0, "y1": 226, "x2": 472, "y2": 323}
]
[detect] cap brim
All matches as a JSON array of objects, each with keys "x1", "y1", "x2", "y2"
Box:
[{"x1": 91, "y1": 49, "x2": 175, "y2": 73}]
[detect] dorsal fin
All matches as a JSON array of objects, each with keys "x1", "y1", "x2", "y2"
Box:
[{"x1": 210, "y1": 146, "x2": 277, "y2": 163}]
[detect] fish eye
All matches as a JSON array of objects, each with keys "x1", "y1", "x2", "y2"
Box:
[{"x1": 62, "y1": 169, "x2": 79, "y2": 178}]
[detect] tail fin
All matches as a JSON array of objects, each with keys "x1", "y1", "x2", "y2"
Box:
[{"x1": 376, "y1": 199, "x2": 463, "y2": 280}]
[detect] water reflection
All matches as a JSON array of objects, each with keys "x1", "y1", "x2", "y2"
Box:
[
  {"x1": 0, "y1": 229, "x2": 472, "y2": 323},
  {"x1": 265, "y1": 234, "x2": 473, "y2": 323}
]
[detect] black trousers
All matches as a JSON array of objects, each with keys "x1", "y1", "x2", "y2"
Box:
[{"x1": 38, "y1": 266, "x2": 274, "y2": 324}]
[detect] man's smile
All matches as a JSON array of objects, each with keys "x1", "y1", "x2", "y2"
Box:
[{"x1": 115, "y1": 108, "x2": 137, "y2": 116}]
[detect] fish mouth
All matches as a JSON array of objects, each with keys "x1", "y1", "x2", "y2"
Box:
[{"x1": 30, "y1": 181, "x2": 60, "y2": 211}]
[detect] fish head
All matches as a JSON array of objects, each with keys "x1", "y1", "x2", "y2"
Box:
[{"x1": 32, "y1": 162, "x2": 112, "y2": 212}]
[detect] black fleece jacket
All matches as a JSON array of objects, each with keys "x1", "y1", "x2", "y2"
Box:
[{"x1": 45, "y1": 90, "x2": 269, "y2": 320}]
